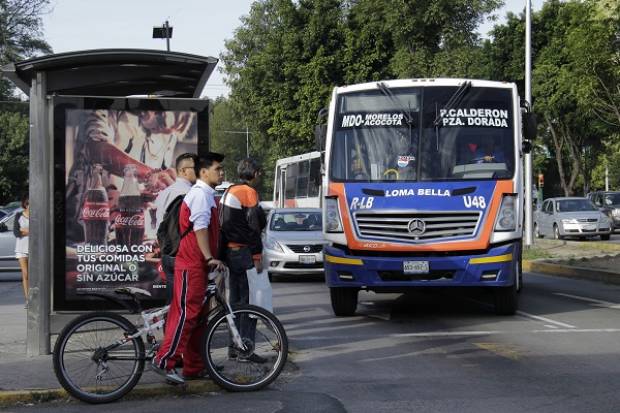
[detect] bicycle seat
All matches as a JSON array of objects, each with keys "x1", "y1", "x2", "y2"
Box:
[{"x1": 114, "y1": 287, "x2": 152, "y2": 298}]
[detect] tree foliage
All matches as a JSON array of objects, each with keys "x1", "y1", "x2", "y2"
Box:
[
  {"x1": 0, "y1": 0, "x2": 52, "y2": 99},
  {"x1": 220, "y1": 0, "x2": 502, "y2": 197},
  {"x1": 218, "y1": 0, "x2": 619, "y2": 198},
  {"x1": 0, "y1": 108, "x2": 29, "y2": 203},
  {"x1": 0, "y1": 0, "x2": 51, "y2": 203}
]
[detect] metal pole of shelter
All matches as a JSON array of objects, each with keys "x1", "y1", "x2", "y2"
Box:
[
  {"x1": 27, "y1": 71, "x2": 52, "y2": 356},
  {"x1": 524, "y1": 0, "x2": 533, "y2": 247}
]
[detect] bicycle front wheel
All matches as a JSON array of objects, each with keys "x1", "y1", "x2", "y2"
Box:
[
  {"x1": 52, "y1": 312, "x2": 145, "y2": 404},
  {"x1": 201, "y1": 304, "x2": 288, "y2": 392}
]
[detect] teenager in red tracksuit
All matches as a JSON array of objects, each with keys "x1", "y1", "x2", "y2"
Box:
[{"x1": 152, "y1": 153, "x2": 225, "y2": 383}]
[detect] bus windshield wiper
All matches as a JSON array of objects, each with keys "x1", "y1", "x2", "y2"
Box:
[
  {"x1": 432, "y1": 80, "x2": 472, "y2": 150},
  {"x1": 377, "y1": 82, "x2": 415, "y2": 125},
  {"x1": 433, "y1": 80, "x2": 472, "y2": 128}
]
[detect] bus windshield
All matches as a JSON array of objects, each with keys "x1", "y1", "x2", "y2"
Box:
[{"x1": 329, "y1": 86, "x2": 515, "y2": 182}]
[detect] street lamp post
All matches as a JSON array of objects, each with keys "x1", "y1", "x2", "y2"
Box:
[
  {"x1": 218, "y1": 125, "x2": 251, "y2": 157},
  {"x1": 524, "y1": 0, "x2": 534, "y2": 247},
  {"x1": 153, "y1": 20, "x2": 173, "y2": 51}
]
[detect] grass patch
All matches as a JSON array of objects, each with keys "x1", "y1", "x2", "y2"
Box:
[{"x1": 523, "y1": 248, "x2": 553, "y2": 260}]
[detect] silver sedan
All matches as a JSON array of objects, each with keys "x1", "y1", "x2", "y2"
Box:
[
  {"x1": 534, "y1": 197, "x2": 612, "y2": 240},
  {"x1": 262, "y1": 208, "x2": 326, "y2": 276}
]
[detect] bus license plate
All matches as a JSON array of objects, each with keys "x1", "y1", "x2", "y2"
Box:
[
  {"x1": 299, "y1": 255, "x2": 316, "y2": 264},
  {"x1": 403, "y1": 261, "x2": 429, "y2": 274}
]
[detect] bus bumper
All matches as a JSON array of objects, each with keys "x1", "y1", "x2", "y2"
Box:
[{"x1": 324, "y1": 241, "x2": 520, "y2": 289}]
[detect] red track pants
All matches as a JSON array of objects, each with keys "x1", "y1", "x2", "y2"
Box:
[{"x1": 155, "y1": 266, "x2": 207, "y2": 376}]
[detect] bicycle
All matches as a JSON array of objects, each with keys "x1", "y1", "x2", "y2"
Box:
[{"x1": 52, "y1": 270, "x2": 289, "y2": 404}]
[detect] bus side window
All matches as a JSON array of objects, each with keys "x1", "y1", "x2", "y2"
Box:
[
  {"x1": 285, "y1": 163, "x2": 298, "y2": 200},
  {"x1": 309, "y1": 158, "x2": 321, "y2": 197},
  {"x1": 296, "y1": 160, "x2": 310, "y2": 198}
]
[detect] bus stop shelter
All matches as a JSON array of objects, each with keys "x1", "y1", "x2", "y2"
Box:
[{"x1": 0, "y1": 49, "x2": 217, "y2": 355}]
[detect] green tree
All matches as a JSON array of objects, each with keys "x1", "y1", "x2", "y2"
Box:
[
  {"x1": 209, "y1": 97, "x2": 250, "y2": 183},
  {"x1": 221, "y1": 0, "x2": 504, "y2": 200},
  {"x1": 0, "y1": 109, "x2": 29, "y2": 203},
  {"x1": 0, "y1": 0, "x2": 52, "y2": 99}
]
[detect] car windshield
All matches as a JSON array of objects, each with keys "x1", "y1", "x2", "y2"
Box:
[
  {"x1": 557, "y1": 199, "x2": 597, "y2": 212},
  {"x1": 330, "y1": 86, "x2": 515, "y2": 182},
  {"x1": 270, "y1": 212, "x2": 322, "y2": 231},
  {"x1": 604, "y1": 193, "x2": 620, "y2": 205}
]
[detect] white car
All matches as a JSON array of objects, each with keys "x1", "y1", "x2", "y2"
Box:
[
  {"x1": 0, "y1": 209, "x2": 22, "y2": 280},
  {"x1": 262, "y1": 208, "x2": 327, "y2": 277},
  {"x1": 534, "y1": 197, "x2": 612, "y2": 240}
]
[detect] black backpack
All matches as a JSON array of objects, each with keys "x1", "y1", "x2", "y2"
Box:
[{"x1": 157, "y1": 195, "x2": 193, "y2": 257}]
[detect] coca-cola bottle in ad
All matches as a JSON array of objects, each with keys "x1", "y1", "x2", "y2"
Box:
[
  {"x1": 81, "y1": 164, "x2": 110, "y2": 245},
  {"x1": 115, "y1": 164, "x2": 145, "y2": 248}
]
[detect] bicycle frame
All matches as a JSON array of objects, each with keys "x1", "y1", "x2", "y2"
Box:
[{"x1": 99, "y1": 271, "x2": 247, "y2": 359}]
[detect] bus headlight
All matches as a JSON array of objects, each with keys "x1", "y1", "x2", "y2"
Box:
[
  {"x1": 325, "y1": 197, "x2": 344, "y2": 233},
  {"x1": 494, "y1": 194, "x2": 517, "y2": 232}
]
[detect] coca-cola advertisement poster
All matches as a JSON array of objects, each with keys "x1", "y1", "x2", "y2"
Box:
[{"x1": 53, "y1": 97, "x2": 209, "y2": 310}]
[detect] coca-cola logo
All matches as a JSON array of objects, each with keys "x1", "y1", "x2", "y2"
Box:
[
  {"x1": 82, "y1": 202, "x2": 110, "y2": 220},
  {"x1": 114, "y1": 213, "x2": 145, "y2": 227}
]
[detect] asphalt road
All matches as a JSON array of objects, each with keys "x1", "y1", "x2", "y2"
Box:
[{"x1": 5, "y1": 271, "x2": 620, "y2": 413}]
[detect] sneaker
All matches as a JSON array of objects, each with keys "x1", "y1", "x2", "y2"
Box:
[
  {"x1": 151, "y1": 358, "x2": 185, "y2": 385},
  {"x1": 238, "y1": 353, "x2": 267, "y2": 364}
]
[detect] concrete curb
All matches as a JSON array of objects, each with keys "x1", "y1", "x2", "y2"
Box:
[
  {"x1": 523, "y1": 259, "x2": 620, "y2": 285},
  {"x1": 0, "y1": 379, "x2": 220, "y2": 407}
]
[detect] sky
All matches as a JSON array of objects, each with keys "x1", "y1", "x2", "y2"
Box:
[{"x1": 41, "y1": 0, "x2": 544, "y2": 100}]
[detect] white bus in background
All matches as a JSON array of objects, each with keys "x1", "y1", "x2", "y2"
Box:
[{"x1": 273, "y1": 151, "x2": 322, "y2": 208}]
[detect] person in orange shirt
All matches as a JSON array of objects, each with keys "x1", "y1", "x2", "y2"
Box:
[{"x1": 220, "y1": 158, "x2": 267, "y2": 363}]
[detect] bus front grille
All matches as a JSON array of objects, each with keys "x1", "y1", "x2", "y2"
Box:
[{"x1": 354, "y1": 211, "x2": 481, "y2": 242}]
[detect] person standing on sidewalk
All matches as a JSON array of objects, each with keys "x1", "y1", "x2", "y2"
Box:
[
  {"x1": 152, "y1": 152, "x2": 226, "y2": 384},
  {"x1": 220, "y1": 158, "x2": 267, "y2": 363},
  {"x1": 13, "y1": 194, "x2": 29, "y2": 308},
  {"x1": 154, "y1": 153, "x2": 199, "y2": 304}
]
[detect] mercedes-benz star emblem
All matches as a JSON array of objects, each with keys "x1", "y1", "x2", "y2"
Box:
[
  {"x1": 303, "y1": 245, "x2": 311, "y2": 253},
  {"x1": 407, "y1": 219, "x2": 426, "y2": 236}
]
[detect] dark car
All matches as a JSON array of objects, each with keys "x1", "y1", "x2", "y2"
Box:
[{"x1": 589, "y1": 191, "x2": 620, "y2": 232}]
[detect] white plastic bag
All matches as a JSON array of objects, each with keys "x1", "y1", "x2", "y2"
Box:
[{"x1": 247, "y1": 267, "x2": 273, "y2": 312}]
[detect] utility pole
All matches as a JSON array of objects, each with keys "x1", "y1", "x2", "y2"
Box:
[
  {"x1": 524, "y1": 0, "x2": 533, "y2": 247},
  {"x1": 605, "y1": 164, "x2": 609, "y2": 191}
]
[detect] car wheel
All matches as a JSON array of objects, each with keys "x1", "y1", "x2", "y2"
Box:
[
  {"x1": 553, "y1": 224, "x2": 563, "y2": 240},
  {"x1": 534, "y1": 223, "x2": 543, "y2": 238},
  {"x1": 330, "y1": 287, "x2": 358, "y2": 316},
  {"x1": 601, "y1": 234, "x2": 611, "y2": 241}
]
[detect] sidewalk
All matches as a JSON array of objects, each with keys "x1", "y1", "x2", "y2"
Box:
[{"x1": 0, "y1": 298, "x2": 218, "y2": 407}]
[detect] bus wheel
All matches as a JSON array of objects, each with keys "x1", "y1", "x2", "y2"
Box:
[
  {"x1": 330, "y1": 288, "x2": 358, "y2": 316},
  {"x1": 494, "y1": 283, "x2": 518, "y2": 316}
]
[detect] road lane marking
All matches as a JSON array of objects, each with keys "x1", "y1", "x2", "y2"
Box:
[
  {"x1": 516, "y1": 311, "x2": 576, "y2": 329},
  {"x1": 474, "y1": 342, "x2": 521, "y2": 361},
  {"x1": 392, "y1": 331, "x2": 502, "y2": 338},
  {"x1": 287, "y1": 322, "x2": 378, "y2": 337},
  {"x1": 553, "y1": 293, "x2": 620, "y2": 309},
  {"x1": 292, "y1": 328, "x2": 620, "y2": 342}
]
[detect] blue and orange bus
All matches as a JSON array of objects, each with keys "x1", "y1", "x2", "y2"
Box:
[{"x1": 320, "y1": 78, "x2": 536, "y2": 316}]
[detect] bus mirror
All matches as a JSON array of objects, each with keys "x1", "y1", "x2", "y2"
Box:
[
  {"x1": 522, "y1": 140, "x2": 533, "y2": 154},
  {"x1": 523, "y1": 112, "x2": 537, "y2": 141},
  {"x1": 315, "y1": 124, "x2": 327, "y2": 151}
]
